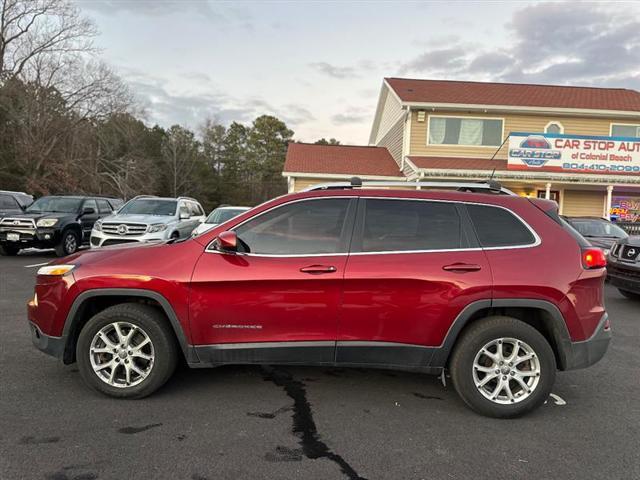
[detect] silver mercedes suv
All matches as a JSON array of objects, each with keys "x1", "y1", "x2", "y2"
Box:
[{"x1": 90, "y1": 196, "x2": 205, "y2": 248}]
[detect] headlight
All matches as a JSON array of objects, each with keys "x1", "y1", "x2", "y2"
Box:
[
  {"x1": 37, "y1": 264, "x2": 75, "y2": 276},
  {"x1": 36, "y1": 218, "x2": 58, "y2": 228},
  {"x1": 148, "y1": 223, "x2": 168, "y2": 233},
  {"x1": 604, "y1": 249, "x2": 610, "y2": 257},
  {"x1": 93, "y1": 220, "x2": 102, "y2": 232}
]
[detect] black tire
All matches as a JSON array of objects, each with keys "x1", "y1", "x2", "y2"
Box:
[
  {"x1": 618, "y1": 289, "x2": 640, "y2": 301},
  {"x1": 55, "y1": 229, "x2": 80, "y2": 257},
  {"x1": 449, "y1": 316, "x2": 556, "y2": 418},
  {"x1": 76, "y1": 303, "x2": 179, "y2": 398},
  {"x1": 170, "y1": 231, "x2": 180, "y2": 240},
  {"x1": 0, "y1": 244, "x2": 19, "y2": 256}
]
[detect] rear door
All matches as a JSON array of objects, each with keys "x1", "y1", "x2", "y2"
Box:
[
  {"x1": 337, "y1": 198, "x2": 492, "y2": 367},
  {"x1": 189, "y1": 197, "x2": 356, "y2": 364}
]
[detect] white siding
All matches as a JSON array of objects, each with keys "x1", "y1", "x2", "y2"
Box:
[
  {"x1": 377, "y1": 117, "x2": 404, "y2": 166},
  {"x1": 374, "y1": 88, "x2": 404, "y2": 144}
]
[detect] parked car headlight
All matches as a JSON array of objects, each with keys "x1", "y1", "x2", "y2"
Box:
[
  {"x1": 93, "y1": 219, "x2": 103, "y2": 232},
  {"x1": 603, "y1": 249, "x2": 610, "y2": 257},
  {"x1": 36, "y1": 218, "x2": 58, "y2": 228},
  {"x1": 148, "y1": 223, "x2": 168, "y2": 233}
]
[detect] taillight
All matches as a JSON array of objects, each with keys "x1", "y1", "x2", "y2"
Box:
[{"x1": 582, "y1": 248, "x2": 607, "y2": 269}]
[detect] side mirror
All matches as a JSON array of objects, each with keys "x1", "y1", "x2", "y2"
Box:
[
  {"x1": 180, "y1": 211, "x2": 191, "y2": 220},
  {"x1": 215, "y1": 231, "x2": 237, "y2": 252},
  {"x1": 82, "y1": 207, "x2": 96, "y2": 215}
]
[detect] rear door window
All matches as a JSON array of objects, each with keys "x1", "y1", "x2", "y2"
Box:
[
  {"x1": 466, "y1": 204, "x2": 536, "y2": 247},
  {"x1": 357, "y1": 199, "x2": 463, "y2": 252}
]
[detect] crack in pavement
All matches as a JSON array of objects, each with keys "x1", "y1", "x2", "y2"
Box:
[{"x1": 261, "y1": 366, "x2": 367, "y2": 480}]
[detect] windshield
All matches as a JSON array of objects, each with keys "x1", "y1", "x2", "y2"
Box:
[
  {"x1": 118, "y1": 199, "x2": 177, "y2": 216},
  {"x1": 0, "y1": 194, "x2": 19, "y2": 209},
  {"x1": 26, "y1": 197, "x2": 82, "y2": 213},
  {"x1": 206, "y1": 208, "x2": 248, "y2": 224},
  {"x1": 571, "y1": 220, "x2": 628, "y2": 238}
]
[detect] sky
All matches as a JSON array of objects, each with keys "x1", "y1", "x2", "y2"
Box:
[{"x1": 75, "y1": 0, "x2": 640, "y2": 144}]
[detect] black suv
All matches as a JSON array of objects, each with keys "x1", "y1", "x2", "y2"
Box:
[
  {"x1": 0, "y1": 196, "x2": 122, "y2": 257},
  {"x1": 0, "y1": 190, "x2": 34, "y2": 218}
]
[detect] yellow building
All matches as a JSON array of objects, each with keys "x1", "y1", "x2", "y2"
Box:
[{"x1": 284, "y1": 78, "x2": 640, "y2": 221}]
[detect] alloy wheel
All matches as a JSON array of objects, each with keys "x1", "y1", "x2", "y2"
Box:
[
  {"x1": 65, "y1": 233, "x2": 77, "y2": 253},
  {"x1": 472, "y1": 337, "x2": 541, "y2": 405},
  {"x1": 89, "y1": 321, "x2": 155, "y2": 388}
]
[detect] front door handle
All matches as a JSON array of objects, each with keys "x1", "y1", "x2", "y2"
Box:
[
  {"x1": 300, "y1": 265, "x2": 337, "y2": 274},
  {"x1": 442, "y1": 263, "x2": 482, "y2": 273}
]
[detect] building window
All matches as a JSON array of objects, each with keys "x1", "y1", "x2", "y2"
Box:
[
  {"x1": 611, "y1": 124, "x2": 640, "y2": 138},
  {"x1": 428, "y1": 116, "x2": 503, "y2": 147},
  {"x1": 545, "y1": 122, "x2": 564, "y2": 134}
]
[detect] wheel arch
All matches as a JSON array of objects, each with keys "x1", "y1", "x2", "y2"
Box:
[
  {"x1": 432, "y1": 299, "x2": 572, "y2": 370},
  {"x1": 61, "y1": 288, "x2": 197, "y2": 365}
]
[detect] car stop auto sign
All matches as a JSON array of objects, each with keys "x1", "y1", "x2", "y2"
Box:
[{"x1": 507, "y1": 132, "x2": 640, "y2": 175}]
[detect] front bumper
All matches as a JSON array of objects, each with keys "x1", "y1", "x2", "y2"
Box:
[
  {"x1": 0, "y1": 228, "x2": 61, "y2": 248},
  {"x1": 562, "y1": 313, "x2": 611, "y2": 370},
  {"x1": 30, "y1": 322, "x2": 65, "y2": 359},
  {"x1": 90, "y1": 229, "x2": 168, "y2": 248},
  {"x1": 607, "y1": 262, "x2": 640, "y2": 294}
]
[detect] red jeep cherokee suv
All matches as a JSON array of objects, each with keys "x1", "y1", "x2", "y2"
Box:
[{"x1": 27, "y1": 181, "x2": 611, "y2": 418}]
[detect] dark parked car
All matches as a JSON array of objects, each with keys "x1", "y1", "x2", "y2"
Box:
[
  {"x1": 0, "y1": 190, "x2": 33, "y2": 219},
  {"x1": 27, "y1": 180, "x2": 610, "y2": 418},
  {"x1": 607, "y1": 236, "x2": 640, "y2": 300},
  {"x1": 563, "y1": 216, "x2": 628, "y2": 255},
  {"x1": 0, "y1": 195, "x2": 121, "y2": 257}
]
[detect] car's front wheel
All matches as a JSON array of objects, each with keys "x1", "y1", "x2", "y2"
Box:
[
  {"x1": 76, "y1": 303, "x2": 178, "y2": 398},
  {"x1": 618, "y1": 289, "x2": 640, "y2": 301},
  {"x1": 55, "y1": 229, "x2": 79, "y2": 257},
  {"x1": 449, "y1": 316, "x2": 556, "y2": 418}
]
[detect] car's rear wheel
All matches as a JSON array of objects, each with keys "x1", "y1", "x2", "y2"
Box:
[
  {"x1": 449, "y1": 316, "x2": 556, "y2": 418},
  {"x1": 618, "y1": 289, "x2": 640, "y2": 301},
  {"x1": 55, "y1": 229, "x2": 79, "y2": 257},
  {"x1": 0, "y1": 244, "x2": 19, "y2": 256},
  {"x1": 76, "y1": 303, "x2": 178, "y2": 398}
]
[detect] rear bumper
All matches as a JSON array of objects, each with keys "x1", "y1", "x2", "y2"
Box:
[
  {"x1": 561, "y1": 313, "x2": 611, "y2": 370},
  {"x1": 30, "y1": 322, "x2": 65, "y2": 359}
]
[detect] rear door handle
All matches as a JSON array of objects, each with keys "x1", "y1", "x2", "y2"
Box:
[
  {"x1": 300, "y1": 265, "x2": 337, "y2": 274},
  {"x1": 442, "y1": 263, "x2": 482, "y2": 273}
]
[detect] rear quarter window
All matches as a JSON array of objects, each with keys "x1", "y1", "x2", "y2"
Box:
[{"x1": 467, "y1": 204, "x2": 536, "y2": 248}]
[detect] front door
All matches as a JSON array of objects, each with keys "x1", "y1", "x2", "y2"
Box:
[
  {"x1": 80, "y1": 199, "x2": 99, "y2": 242},
  {"x1": 337, "y1": 198, "x2": 492, "y2": 367},
  {"x1": 190, "y1": 197, "x2": 356, "y2": 365}
]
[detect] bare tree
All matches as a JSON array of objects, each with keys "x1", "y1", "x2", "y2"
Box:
[
  {"x1": 161, "y1": 126, "x2": 201, "y2": 197},
  {"x1": 0, "y1": 0, "x2": 97, "y2": 81}
]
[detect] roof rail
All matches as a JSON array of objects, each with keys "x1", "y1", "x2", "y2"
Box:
[{"x1": 302, "y1": 177, "x2": 516, "y2": 195}]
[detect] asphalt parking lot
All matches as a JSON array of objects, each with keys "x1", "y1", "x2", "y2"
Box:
[{"x1": 1, "y1": 251, "x2": 639, "y2": 480}]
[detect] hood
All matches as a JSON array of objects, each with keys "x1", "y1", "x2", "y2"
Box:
[
  {"x1": 583, "y1": 236, "x2": 620, "y2": 249},
  {"x1": 101, "y1": 214, "x2": 173, "y2": 224},
  {"x1": 55, "y1": 239, "x2": 168, "y2": 266},
  {"x1": 0, "y1": 207, "x2": 24, "y2": 217},
  {"x1": 2, "y1": 211, "x2": 74, "y2": 221},
  {"x1": 616, "y1": 235, "x2": 640, "y2": 248}
]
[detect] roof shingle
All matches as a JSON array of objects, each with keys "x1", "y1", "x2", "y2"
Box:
[
  {"x1": 386, "y1": 78, "x2": 640, "y2": 112},
  {"x1": 284, "y1": 143, "x2": 404, "y2": 177}
]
